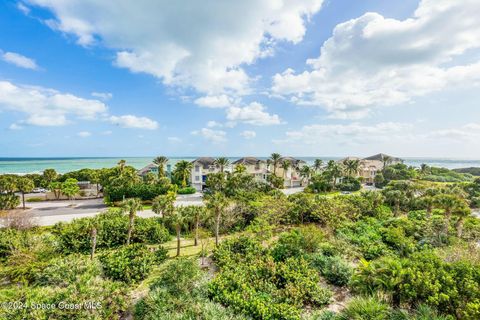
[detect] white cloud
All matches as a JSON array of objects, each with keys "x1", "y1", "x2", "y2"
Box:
[
  {"x1": 194, "y1": 95, "x2": 235, "y2": 108},
  {"x1": 109, "y1": 115, "x2": 158, "y2": 130},
  {"x1": 17, "y1": 2, "x2": 31, "y2": 14},
  {"x1": 77, "y1": 131, "x2": 91, "y2": 137},
  {"x1": 0, "y1": 80, "x2": 107, "y2": 126},
  {"x1": 1, "y1": 51, "x2": 39, "y2": 70},
  {"x1": 206, "y1": 120, "x2": 222, "y2": 128},
  {"x1": 226, "y1": 102, "x2": 282, "y2": 126},
  {"x1": 8, "y1": 123, "x2": 23, "y2": 130},
  {"x1": 91, "y1": 92, "x2": 113, "y2": 100},
  {"x1": 272, "y1": 0, "x2": 480, "y2": 119},
  {"x1": 101, "y1": 130, "x2": 112, "y2": 135},
  {"x1": 276, "y1": 122, "x2": 411, "y2": 145},
  {"x1": 26, "y1": 0, "x2": 323, "y2": 95},
  {"x1": 167, "y1": 136, "x2": 182, "y2": 143},
  {"x1": 240, "y1": 130, "x2": 256, "y2": 139},
  {"x1": 191, "y1": 128, "x2": 227, "y2": 143},
  {"x1": 426, "y1": 123, "x2": 480, "y2": 142}
]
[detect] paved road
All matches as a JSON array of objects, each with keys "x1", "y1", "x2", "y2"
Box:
[{"x1": 2, "y1": 189, "x2": 304, "y2": 227}]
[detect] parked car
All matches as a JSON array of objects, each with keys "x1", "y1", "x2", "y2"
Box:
[{"x1": 32, "y1": 187, "x2": 47, "y2": 193}]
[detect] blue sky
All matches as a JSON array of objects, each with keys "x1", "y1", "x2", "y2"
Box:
[{"x1": 1, "y1": 0, "x2": 479, "y2": 158}]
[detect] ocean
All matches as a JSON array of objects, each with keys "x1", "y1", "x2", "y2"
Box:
[{"x1": 0, "y1": 157, "x2": 479, "y2": 174}]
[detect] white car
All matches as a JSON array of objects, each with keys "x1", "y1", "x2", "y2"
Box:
[{"x1": 32, "y1": 187, "x2": 47, "y2": 193}]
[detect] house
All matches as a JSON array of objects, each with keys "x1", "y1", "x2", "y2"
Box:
[
  {"x1": 232, "y1": 157, "x2": 269, "y2": 182},
  {"x1": 137, "y1": 163, "x2": 158, "y2": 177},
  {"x1": 363, "y1": 153, "x2": 404, "y2": 165},
  {"x1": 275, "y1": 157, "x2": 306, "y2": 187},
  {"x1": 339, "y1": 153, "x2": 404, "y2": 184},
  {"x1": 190, "y1": 157, "x2": 226, "y2": 191}
]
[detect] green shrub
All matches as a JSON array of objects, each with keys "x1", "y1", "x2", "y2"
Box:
[
  {"x1": 209, "y1": 236, "x2": 332, "y2": 320},
  {"x1": 272, "y1": 225, "x2": 324, "y2": 261},
  {"x1": 212, "y1": 235, "x2": 266, "y2": 268},
  {"x1": 0, "y1": 193, "x2": 20, "y2": 210},
  {"x1": 339, "y1": 296, "x2": 391, "y2": 320},
  {"x1": 310, "y1": 254, "x2": 353, "y2": 286},
  {"x1": 104, "y1": 183, "x2": 169, "y2": 202},
  {"x1": 337, "y1": 218, "x2": 390, "y2": 260},
  {"x1": 53, "y1": 210, "x2": 170, "y2": 253},
  {"x1": 36, "y1": 254, "x2": 101, "y2": 286},
  {"x1": 0, "y1": 278, "x2": 128, "y2": 320},
  {"x1": 351, "y1": 251, "x2": 480, "y2": 317},
  {"x1": 99, "y1": 243, "x2": 156, "y2": 283},
  {"x1": 338, "y1": 177, "x2": 361, "y2": 192},
  {"x1": 177, "y1": 186, "x2": 196, "y2": 194},
  {"x1": 131, "y1": 217, "x2": 171, "y2": 244},
  {"x1": 135, "y1": 258, "x2": 243, "y2": 320}
]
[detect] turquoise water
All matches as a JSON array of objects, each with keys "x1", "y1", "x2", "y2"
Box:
[{"x1": 0, "y1": 157, "x2": 479, "y2": 174}]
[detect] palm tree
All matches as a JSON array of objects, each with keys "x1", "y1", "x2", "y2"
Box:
[
  {"x1": 117, "y1": 159, "x2": 126, "y2": 175},
  {"x1": 152, "y1": 191, "x2": 177, "y2": 218},
  {"x1": 343, "y1": 159, "x2": 360, "y2": 177},
  {"x1": 381, "y1": 155, "x2": 392, "y2": 172},
  {"x1": 266, "y1": 159, "x2": 272, "y2": 172},
  {"x1": 299, "y1": 165, "x2": 312, "y2": 185},
  {"x1": 185, "y1": 206, "x2": 206, "y2": 246},
  {"x1": 214, "y1": 157, "x2": 230, "y2": 173},
  {"x1": 234, "y1": 164, "x2": 247, "y2": 174},
  {"x1": 326, "y1": 160, "x2": 342, "y2": 189},
  {"x1": 270, "y1": 153, "x2": 281, "y2": 175},
  {"x1": 280, "y1": 160, "x2": 291, "y2": 179},
  {"x1": 419, "y1": 163, "x2": 430, "y2": 175},
  {"x1": 434, "y1": 194, "x2": 463, "y2": 236},
  {"x1": 153, "y1": 156, "x2": 169, "y2": 178},
  {"x1": 454, "y1": 205, "x2": 471, "y2": 238},
  {"x1": 205, "y1": 192, "x2": 229, "y2": 246},
  {"x1": 313, "y1": 159, "x2": 323, "y2": 173},
  {"x1": 420, "y1": 195, "x2": 435, "y2": 219},
  {"x1": 122, "y1": 198, "x2": 143, "y2": 245},
  {"x1": 169, "y1": 206, "x2": 190, "y2": 257},
  {"x1": 16, "y1": 177, "x2": 34, "y2": 210},
  {"x1": 174, "y1": 160, "x2": 193, "y2": 187},
  {"x1": 385, "y1": 190, "x2": 404, "y2": 215}
]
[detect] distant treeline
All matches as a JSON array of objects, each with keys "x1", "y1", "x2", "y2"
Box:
[{"x1": 453, "y1": 167, "x2": 480, "y2": 176}]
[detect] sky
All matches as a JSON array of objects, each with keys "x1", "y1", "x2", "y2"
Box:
[{"x1": 0, "y1": 0, "x2": 479, "y2": 158}]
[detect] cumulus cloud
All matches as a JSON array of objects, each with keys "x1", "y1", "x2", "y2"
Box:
[
  {"x1": 191, "y1": 128, "x2": 227, "y2": 143},
  {"x1": 275, "y1": 122, "x2": 412, "y2": 145},
  {"x1": 109, "y1": 115, "x2": 158, "y2": 130},
  {"x1": 206, "y1": 120, "x2": 222, "y2": 128},
  {"x1": 0, "y1": 80, "x2": 107, "y2": 126},
  {"x1": 272, "y1": 0, "x2": 480, "y2": 119},
  {"x1": 25, "y1": 0, "x2": 323, "y2": 95},
  {"x1": 194, "y1": 95, "x2": 236, "y2": 108},
  {"x1": 77, "y1": 131, "x2": 91, "y2": 137},
  {"x1": 240, "y1": 130, "x2": 256, "y2": 139},
  {"x1": 1, "y1": 51, "x2": 39, "y2": 70},
  {"x1": 91, "y1": 92, "x2": 113, "y2": 101},
  {"x1": 226, "y1": 102, "x2": 282, "y2": 126}
]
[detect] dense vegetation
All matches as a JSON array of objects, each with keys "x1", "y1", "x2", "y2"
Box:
[{"x1": 1, "y1": 155, "x2": 480, "y2": 319}]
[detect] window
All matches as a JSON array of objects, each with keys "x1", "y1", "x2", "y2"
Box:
[
  {"x1": 195, "y1": 176, "x2": 200, "y2": 181},
  {"x1": 195, "y1": 165, "x2": 200, "y2": 172}
]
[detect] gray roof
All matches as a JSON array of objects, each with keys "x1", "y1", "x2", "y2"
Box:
[
  {"x1": 191, "y1": 157, "x2": 216, "y2": 166},
  {"x1": 138, "y1": 163, "x2": 157, "y2": 175},
  {"x1": 232, "y1": 157, "x2": 263, "y2": 165},
  {"x1": 363, "y1": 153, "x2": 403, "y2": 162},
  {"x1": 279, "y1": 157, "x2": 306, "y2": 165}
]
